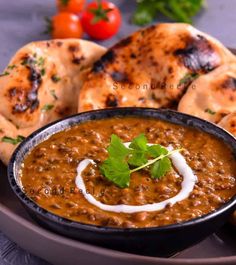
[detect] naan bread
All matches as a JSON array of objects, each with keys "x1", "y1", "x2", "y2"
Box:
[
  {"x1": 218, "y1": 112, "x2": 236, "y2": 137},
  {"x1": 0, "y1": 114, "x2": 20, "y2": 165},
  {"x1": 78, "y1": 23, "x2": 235, "y2": 112},
  {"x1": 178, "y1": 63, "x2": 236, "y2": 123},
  {"x1": 0, "y1": 39, "x2": 106, "y2": 164}
]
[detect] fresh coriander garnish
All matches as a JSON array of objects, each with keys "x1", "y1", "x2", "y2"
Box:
[
  {"x1": 100, "y1": 134, "x2": 182, "y2": 188},
  {"x1": 40, "y1": 68, "x2": 46, "y2": 76},
  {"x1": 42, "y1": 104, "x2": 54, "y2": 111},
  {"x1": 132, "y1": 0, "x2": 205, "y2": 26},
  {"x1": 7, "y1": 64, "x2": 16, "y2": 70},
  {"x1": 0, "y1": 65, "x2": 17, "y2": 77},
  {"x1": 179, "y1": 72, "x2": 199, "y2": 86},
  {"x1": 51, "y1": 75, "x2": 61, "y2": 83},
  {"x1": 50, "y1": 89, "x2": 58, "y2": 100},
  {"x1": 205, "y1": 108, "x2": 216, "y2": 115},
  {"x1": 0, "y1": 71, "x2": 10, "y2": 77},
  {"x1": 1, "y1": 135, "x2": 25, "y2": 145},
  {"x1": 37, "y1": 57, "x2": 45, "y2": 67},
  {"x1": 21, "y1": 58, "x2": 28, "y2": 66},
  {"x1": 21, "y1": 54, "x2": 46, "y2": 76}
]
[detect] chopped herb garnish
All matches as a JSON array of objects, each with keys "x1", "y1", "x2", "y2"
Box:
[
  {"x1": 1, "y1": 135, "x2": 25, "y2": 145},
  {"x1": 37, "y1": 57, "x2": 45, "y2": 67},
  {"x1": 0, "y1": 71, "x2": 10, "y2": 77},
  {"x1": 50, "y1": 89, "x2": 58, "y2": 100},
  {"x1": 7, "y1": 64, "x2": 16, "y2": 70},
  {"x1": 51, "y1": 75, "x2": 61, "y2": 83},
  {"x1": 179, "y1": 72, "x2": 199, "y2": 85},
  {"x1": 100, "y1": 134, "x2": 182, "y2": 188},
  {"x1": 40, "y1": 68, "x2": 46, "y2": 76},
  {"x1": 205, "y1": 108, "x2": 216, "y2": 115},
  {"x1": 21, "y1": 58, "x2": 28, "y2": 65},
  {"x1": 21, "y1": 57, "x2": 36, "y2": 66},
  {"x1": 42, "y1": 104, "x2": 54, "y2": 111},
  {"x1": 21, "y1": 54, "x2": 46, "y2": 76}
]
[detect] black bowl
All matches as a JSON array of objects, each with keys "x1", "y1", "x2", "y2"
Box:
[{"x1": 8, "y1": 108, "x2": 236, "y2": 257}]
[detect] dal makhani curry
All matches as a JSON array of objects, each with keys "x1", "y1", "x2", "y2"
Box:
[{"x1": 20, "y1": 117, "x2": 236, "y2": 228}]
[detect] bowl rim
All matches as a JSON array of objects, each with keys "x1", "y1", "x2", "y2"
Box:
[{"x1": 7, "y1": 107, "x2": 236, "y2": 233}]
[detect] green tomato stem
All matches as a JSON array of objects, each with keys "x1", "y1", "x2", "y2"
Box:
[{"x1": 129, "y1": 148, "x2": 183, "y2": 173}]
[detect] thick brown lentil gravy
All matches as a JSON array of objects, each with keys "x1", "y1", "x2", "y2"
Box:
[{"x1": 20, "y1": 117, "x2": 236, "y2": 228}]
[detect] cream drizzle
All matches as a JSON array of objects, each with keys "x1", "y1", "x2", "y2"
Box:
[{"x1": 75, "y1": 144, "x2": 197, "y2": 213}]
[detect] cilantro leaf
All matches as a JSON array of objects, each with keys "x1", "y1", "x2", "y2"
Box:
[
  {"x1": 129, "y1": 133, "x2": 147, "y2": 151},
  {"x1": 7, "y1": 65, "x2": 16, "y2": 70},
  {"x1": 0, "y1": 71, "x2": 10, "y2": 77},
  {"x1": 127, "y1": 134, "x2": 149, "y2": 166},
  {"x1": 51, "y1": 75, "x2": 61, "y2": 83},
  {"x1": 50, "y1": 89, "x2": 58, "y2": 100},
  {"x1": 204, "y1": 108, "x2": 216, "y2": 115},
  {"x1": 99, "y1": 133, "x2": 182, "y2": 188},
  {"x1": 147, "y1": 144, "x2": 168, "y2": 158},
  {"x1": 132, "y1": 0, "x2": 205, "y2": 26},
  {"x1": 37, "y1": 57, "x2": 45, "y2": 67},
  {"x1": 151, "y1": 157, "x2": 172, "y2": 179},
  {"x1": 132, "y1": 1, "x2": 157, "y2": 25},
  {"x1": 179, "y1": 72, "x2": 199, "y2": 86},
  {"x1": 107, "y1": 134, "x2": 130, "y2": 159},
  {"x1": 42, "y1": 104, "x2": 54, "y2": 112},
  {"x1": 128, "y1": 150, "x2": 148, "y2": 167},
  {"x1": 1, "y1": 135, "x2": 25, "y2": 145},
  {"x1": 100, "y1": 157, "x2": 130, "y2": 188}
]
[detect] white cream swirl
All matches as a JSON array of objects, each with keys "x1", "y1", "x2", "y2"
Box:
[{"x1": 75, "y1": 144, "x2": 197, "y2": 213}]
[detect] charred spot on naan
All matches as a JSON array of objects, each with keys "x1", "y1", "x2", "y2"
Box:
[
  {"x1": 67, "y1": 44, "x2": 86, "y2": 65},
  {"x1": 221, "y1": 76, "x2": 236, "y2": 90},
  {"x1": 218, "y1": 112, "x2": 236, "y2": 137},
  {"x1": 174, "y1": 34, "x2": 220, "y2": 73},
  {"x1": 105, "y1": 94, "x2": 118, "y2": 107},
  {"x1": 6, "y1": 55, "x2": 42, "y2": 115},
  {"x1": 110, "y1": 71, "x2": 129, "y2": 83},
  {"x1": 55, "y1": 41, "x2": 63, "y2": 47},
  {"x1": 216, "y1": 77, "x2": 236, "y2": 103},
  {"x1": 55, "y1": 105, "x2": 73, "y2": 117},
  {"x1": 72, "y1": 56, "x2": 85, "y2": 65},
  {"x1": 92, "y1": 50, "x2": 116, "y2": 73},
  {"x1": 113, "y1": 36, "x2": 133, "y2": 49},
  {"x1": 68, "y1": 44, "x2": 80, "y2": 53},
  {"x1": 229, "y1": 119, "x2": 236, "y2": 128},
  {"x1": 214, "y1": 110, "x2": 231, "y2": 123}
]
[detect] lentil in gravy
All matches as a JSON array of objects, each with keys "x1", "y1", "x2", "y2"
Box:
[{"x1": 20, "y1": 117, "x2": 236, "y2": 228}]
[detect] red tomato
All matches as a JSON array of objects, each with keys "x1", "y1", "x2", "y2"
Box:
[
  {"x1": 57, "y1": 0, "x2": 85, "y2": 13},
  {"x1": 80, "y1": 1, "x2": 121, "y2": 40},
  {"x1": 51, "y1": 12, "x2": 83, "y2": 39}
]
